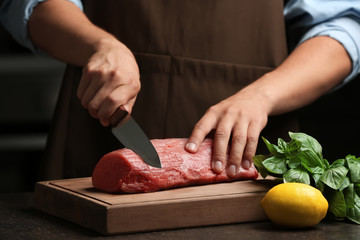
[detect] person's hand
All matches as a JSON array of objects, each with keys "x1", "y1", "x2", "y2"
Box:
[
  {"x1": 185, "y1": 83, "x2": 271, "y2": 178},
  {"x1": 77, "y1": 39, "x2": 140, "y2": 126}
]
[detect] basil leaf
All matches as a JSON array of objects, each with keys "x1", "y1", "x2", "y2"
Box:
[
  {"x1": 344, "y1": 183, "x2": 355, "y2": 208},
  {"x1": 298, "y1": 150, "x2": 324, "y2": 174},
  {"x1": 283, "y1": 168, "x2": 310, "y2": 185},
  {"x1": 339, "y1": 177, "x2": 351, "y2": 192},
  {"x1": 285, "y1": 139, "x2": 302, "y2": 156},
  {"x1": 288, "y1": 132, "x2": 323, "y2": 159},
  {"x1": 331, "y1": 159, "x2": 345, "y2": 168},
  {"x1": 287, "y1": 156, "x2": 301, "y2": 169},
  {"x1": 327, "y1": 189, "x2": 346, "y2": 219},
  {"x1": 356, "y1": 184, "x2": 360, "y2": 197},
  {"x1": 346, "y1": 156, "x2": 360, "y2": 183},
  {"x1": 345, "y1": 154, "x2": 357, "y2": 161},
  {"x1": 262, "y1": 156, "x2": 288, "y2": 175},
  {"x1": 262, "y1": 137, "x2": 283, "y2": 156},
  {"x1": 346, "y1": 193, "x2": 360, "y2": 224},
  {"x1": 323, "y1": 158, "x2": 330, "y2": 170},
  {"x1": 320, "y1": 166, "x2": 348, "y2": 190},
  {"x1": 313, "y1": 173, "x2": 325, "y2": 192},
  {"x1": 278, "y1": 138, "x2": 287, "y2": 152},
  {"x1": 252, "y1": 155, "x2": 269, "y2": 178}
]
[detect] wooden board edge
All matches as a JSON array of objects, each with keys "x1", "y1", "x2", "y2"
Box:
[
  {"x1": 106, "y1": 191, "x2": 268, "y2": 234},
  {"x1": 34, "y1": 181, "x2": 109, "y2": 235}
]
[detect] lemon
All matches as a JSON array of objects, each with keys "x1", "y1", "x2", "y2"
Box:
[{"x1": 261, "y1": 182, "x2": 328, "y2": 228}]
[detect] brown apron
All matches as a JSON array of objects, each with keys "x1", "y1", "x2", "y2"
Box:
[{"x1": 40, "y1": 0, "x2": 297, "y2": 180}]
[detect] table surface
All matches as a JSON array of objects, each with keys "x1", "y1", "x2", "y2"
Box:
[{"x1": 1, "y1": 192, "x2": 359, "y2": 240}]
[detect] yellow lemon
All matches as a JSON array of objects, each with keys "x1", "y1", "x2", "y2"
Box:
[{"x1": 261, "y1": 182, "x2": 328, "y2": 228}]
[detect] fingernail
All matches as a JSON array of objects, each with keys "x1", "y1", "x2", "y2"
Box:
[
  {"x1": 242, "y1": 159, "x2": 251, "y2": 170},
  {"x1": 213, "y1": 161, "x2": 223, "y2": 172},
  {"x1": 228, "y1": 165, "x2": 237, "y2": 177},
  {"x1": 186, "y1": 142, "x2": 196, "y2": 152}
]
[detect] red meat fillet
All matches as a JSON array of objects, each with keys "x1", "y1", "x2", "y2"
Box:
[{"x1": 92, "y1": 138, "x2": 258, "y2": 193}]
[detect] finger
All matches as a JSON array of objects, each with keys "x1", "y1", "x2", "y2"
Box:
[
  {"x1": 185, "y1": 111, "x2": 217, "y2": 154},
  {"x1": 122, "y1": 97, "x2": 136, "y2": 114},
  {"x1": 77, "y1": 65, "x2": 95, "y2": 99},
  {"x1": 82, "y1": 68, "x2": 127, "y2": 119},
  {"x1": 81, "y1": 77, "x2": 105, "y2": 118},
  {"x1": 241, "y1": 121, "x2": 264, "y2": 170},
  {"x1": 227, "y1": 122, "x2": 248, "y2": 177},
  {"x1": 86, "y1": 79, "x2": 123, "y2": 121},
  {"x1": 211, "y1": 120, "x2": 232, "y2": 174},
  {"x1": 97, "y1": 85, "x2": 136, "y2": 126}
]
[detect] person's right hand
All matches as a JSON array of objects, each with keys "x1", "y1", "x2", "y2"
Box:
[
  {"x1": 77, "y1": 39, "x2": 141, "y2": 126},
  {"x1": 28, "y1": 0, "x2": 141, "y2": 127}
]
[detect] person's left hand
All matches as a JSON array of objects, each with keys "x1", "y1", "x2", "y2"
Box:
[
  {"x1": 185, "y1": 35, "x2": 354, "y2": 179},
  {"x1": 185, "y1": 84, "x2": 271, "y2": 178}
]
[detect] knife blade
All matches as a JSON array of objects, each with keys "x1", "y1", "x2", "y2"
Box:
[{"x1": 110, "y1": 108, "x2": 162, "y2": 168}]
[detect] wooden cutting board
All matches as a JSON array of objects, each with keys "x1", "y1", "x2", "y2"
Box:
[{"x1": 34, "y1": 177, "x2": 277, "y2": 235}]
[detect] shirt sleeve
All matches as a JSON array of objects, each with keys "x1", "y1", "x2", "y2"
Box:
[
  {"x1": 0, "y1": 0, "x2": 83, "y2": 53},
  {"x1": 284, "y1": 0, "x2": 360, "y2": 85}
]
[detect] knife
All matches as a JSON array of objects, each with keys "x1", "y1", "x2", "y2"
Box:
[{"x1": 110, "y1": 108, "x2": 162, "y2": 168}]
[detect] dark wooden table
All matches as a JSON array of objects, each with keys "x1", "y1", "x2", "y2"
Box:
[{"x1": 0, "y1": 192, "x2": 359, "y2": 240}]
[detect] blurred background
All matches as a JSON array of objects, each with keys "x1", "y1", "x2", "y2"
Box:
[{"x1": 0, "y1": 23, "x2": 65, "y2": 192}]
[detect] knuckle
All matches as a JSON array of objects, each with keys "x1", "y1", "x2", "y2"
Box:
[
  {"x1": 253, "y1": 114, "x2": 268, "y2": 126},
  {"x1": 212, "y1": 151, "x2": 226, "y2": 162},
  {"x1": 220, "y1": 105, "x2": 239, "y2": 118},
  {"x1": 106, "y1": 70, "x2": 121, "y2": 84},
  {"x1": 228, "y1": 154, "x2": 242, "y2": 165},
  {"x1": 128, "y1": 76, "x2": 141, "y2": 92},
  {"x1": 224, "y1": 106, "x2": 237, "y2": 115},
  {"x1": 247, "y1": 133, "x2": 258, "y2": 144},
  {"x1": 83, "y1": 65, "x2": 100, "y2": 77},
  {"x1": 206, "y1": 105, "x2": 219, "y2": 115},
  {"x1": 134, "y1": 79, "x2": 141, "y2": 92},
  {"x1": 97, "y1": 110, "x2": 110, "y2": 122},
  {"x1": 194, "y1": 123, "x2": 207, "y2": 133},
  {"x1": 245, "y1": 137, "x2": 258, "y2": 157},
  {"x1": 80, "y1": 98, "x2": 89, "y2": 108},
  {"x1": 110, "y1": 69, "x2": 126, "y2": 83},
  {"x1": 111, "y1": 71, "x2": 141, "y2": 92},
  {"x1": 243, "y1": 146, "x2": 256, "y2": 160},
  {"x1": 104, "y1": 93, "x2": 119, "y2": 106},
  {"x1": 88, "y1": 101, "x2": 99, "y2": 113},
  {"x1": 215, "y1": 130, "x2": 227, "y2": 139},
  {"x1": 88, "y1": 109, "x2": 98, "y2": 119},
  {"x1": 243, "y1": 149, "x2": 255, "y2": 160},
  {"x1": 232, "y1": 134, "x2": 246, "y2": 144},
  {"x1": 256, "y1": 116, "x2": 268, "y2": 128},
  {"x1": 111, "y1": 69, "x2": 121, "y2": 78}
]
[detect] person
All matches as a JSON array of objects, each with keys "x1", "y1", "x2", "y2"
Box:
[{"x1": 0, "y1": 0, "x2": 359, "y2": 180}]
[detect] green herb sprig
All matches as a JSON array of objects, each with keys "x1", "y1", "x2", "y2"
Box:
[{"x1": 253, "y1": 132, "x2": 360, "y2": 224}]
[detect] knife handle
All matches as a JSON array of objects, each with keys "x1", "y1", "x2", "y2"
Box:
[{"x1": 110, "y1": 107, "x2": 128, "y2": 127}]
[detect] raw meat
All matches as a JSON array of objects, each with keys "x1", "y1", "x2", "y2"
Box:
[{"x1": 92, "y1": 138, "x2": 258, "y2": 193}]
